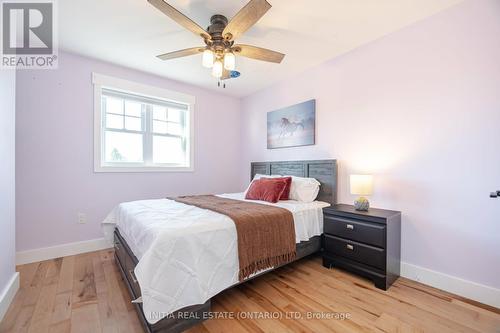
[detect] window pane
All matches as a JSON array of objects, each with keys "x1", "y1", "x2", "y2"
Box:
[
  {"x1": 168, "y1": 109, "x2": 182, "y2": 123},
  {"x1": 125, "y1": 101, "x2": 142, "y2": 117},
  {"x1": 105, "y1": 131, "x2": 143, "y2": 163},
  {"x1": 106, "y1": 97, "x2": 123, "y2": 114},
  {"x1": 153, "y1": 120, "x2": 167, "y2": 134},
  {"x1": 153, "y1": 106, "x2": 167, "y2": 120},
  {"x1": 167, "y1": 122, "x2": 183, "y2": 136},
  {"x1": 125, "y1": 116, "x2": 142, "y2": 131},
  {"x1": 153, "y1": 136, "x2": 184, "y2": 164},
  {"x1": 106, "y1": 114, "x2": 123, "y2": 129}
]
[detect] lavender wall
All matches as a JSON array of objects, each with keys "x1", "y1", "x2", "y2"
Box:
[
  {"x1": 16, "y1": 52, "x2": 242, "y2": 252},
  {"x1": 0, "y1": 70, "x2": 16, "y2": 293},
  {"x1": 240, "y1": 0, "x2": 500, "y2": 288}
]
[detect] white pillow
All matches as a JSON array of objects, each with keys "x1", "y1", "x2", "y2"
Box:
[
  {"x1": 288, "y1": 176, "x2": 321, "y2": 202},
  {"x1": 254, "y1": 173, "x2": 282, "y2": 180}
]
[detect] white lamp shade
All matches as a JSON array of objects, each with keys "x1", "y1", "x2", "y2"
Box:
[
  {"x1": 224, "y1": 52, "x2": 235, "y2": 70},
  {"x1": 350, "y1": 175, "x2": 373, "y2": 195},
  {"x1": 202, "y1": 49, "x2": 214, "y2": 68},
  {"x1": 211, "y1": 60, "x2": 223, "y2": 78}
]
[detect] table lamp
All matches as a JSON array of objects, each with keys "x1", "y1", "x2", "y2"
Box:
[{"x1": 350, "y1": 175, "x2": 373, "y2": 211}]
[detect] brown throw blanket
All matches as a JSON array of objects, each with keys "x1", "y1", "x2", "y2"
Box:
[{"x1": 170, "y1": 195, "x2": 296, "y2": 281}]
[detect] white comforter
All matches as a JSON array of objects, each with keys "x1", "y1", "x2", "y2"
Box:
[{"x1": 102, "y1": 193, "x2": 329, "y2": 324}]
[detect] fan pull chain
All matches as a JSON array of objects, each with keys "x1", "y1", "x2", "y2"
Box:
[{"x1": 216, "y1": 80, "x2": 227, "y2": 88}]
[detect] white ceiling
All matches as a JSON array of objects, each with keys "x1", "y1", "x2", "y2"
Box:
[{"x1": 59, "y1": 0, "x2": 463, "y2": 97}]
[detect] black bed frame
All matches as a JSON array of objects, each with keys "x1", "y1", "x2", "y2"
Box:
[{"x1": 114, "y1": 159, "x2": 337, "y2": 333}]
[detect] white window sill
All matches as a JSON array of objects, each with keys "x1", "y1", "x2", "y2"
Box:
[{"x1": 94, "y1": 166, "x2": 194, "y2": 173}]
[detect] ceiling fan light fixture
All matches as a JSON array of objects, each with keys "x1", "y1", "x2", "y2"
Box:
[
  {"x1": 212, "y1": 60, "x2": 223, "y2": 78},
  {"x1": 150, "y1": 0, "x2": 285, "y2": 83},
  {"x1": 202, "y1": 49, "x2": 214, "y2": 68},
  {"x1": 224, "y1": 52, "x2": 235, "y2": 70}
]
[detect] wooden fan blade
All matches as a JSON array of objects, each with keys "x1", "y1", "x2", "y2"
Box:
[
  {"x1": 148, "y1": 0, "x2": 211, "y2": 40},
  {"x1": 233, "y1": 44, "x2": 285, "y2": 63},
  {"x1": 222, "y1": 0, "x2": 271, "y2": 41},
  {"x1": 157, "y1": 47, "x2": 204, "y2": 60}
]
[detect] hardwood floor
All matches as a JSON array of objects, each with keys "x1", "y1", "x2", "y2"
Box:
[{"x1": 1, "y1": 250, "x2": 499, "y2": 333}]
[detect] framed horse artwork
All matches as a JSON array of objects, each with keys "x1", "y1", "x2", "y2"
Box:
[{"x1": 267, "y1": 99, "x2": 316, "y2": 149}]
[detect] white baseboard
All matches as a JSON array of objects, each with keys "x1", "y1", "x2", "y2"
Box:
[
  {"x1": 0, "y1": 272, "x2": 20, "y2": 321},
  {"x1": 14, "y1": 239, "x2": 499, "y2": 309},
  {"x1": 401, "y1": 262, "x2": 500, "y2": 309},
  {"x1": 16, "y1": 238, "x2": 113, "y2": 265}
]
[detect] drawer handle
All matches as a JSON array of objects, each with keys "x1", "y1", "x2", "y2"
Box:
[
  {"x1": 346, "y1": 224, "x2": 354, "y2": 230},
  {"x1": 129, "y1": 269, "x2": 138, "y2": 284},
  {"x1": 346, "y1": 244, "x2": 354, "y2": 251}
]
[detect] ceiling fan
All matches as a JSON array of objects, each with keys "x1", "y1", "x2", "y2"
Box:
[{"x1": 148, "y1": 0, "x2": 285, "y2": 83}]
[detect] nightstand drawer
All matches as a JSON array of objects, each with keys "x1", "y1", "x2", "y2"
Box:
[
  {"x1": 324, "y1": 215, "x2": 386, "y2": 248},
  {"x1": 324, "y1": 235, "x2": 385, "y2": 270}
]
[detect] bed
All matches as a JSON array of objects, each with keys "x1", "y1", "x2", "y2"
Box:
[{"x1": 105, "y1": 159, "x2": 337, "y2": 333}]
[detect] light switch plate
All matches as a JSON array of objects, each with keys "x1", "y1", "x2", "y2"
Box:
[{"x1": 78, "y1": 213, "x2": 87, "y2": 224}]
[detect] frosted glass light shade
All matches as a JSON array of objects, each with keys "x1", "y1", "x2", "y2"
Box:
[
  {"x1": 211, "y1": 60, "x2": 223, "y2": 78},
  {"x1": 350, "y1": 175, "x2": 373, "y2": 195},
  {"x1": 202, "y1": 49, "x2": 214, "y2": 68},
  {"x1": 224, "y1": 52, "x2": 235, "y2": 70}
]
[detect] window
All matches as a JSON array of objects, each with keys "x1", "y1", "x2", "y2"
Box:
[{"x1": 93, "y1": 73, "x2": 194, "y2": 172}]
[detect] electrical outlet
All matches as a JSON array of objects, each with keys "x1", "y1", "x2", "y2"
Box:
[{"x1": 78, "y1": 213, "x2": 87, "y2": 224}]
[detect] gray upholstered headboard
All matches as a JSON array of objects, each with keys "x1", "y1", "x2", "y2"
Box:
[{"x1": 250, "y1": 159, "x2": 338, "y2": 204}]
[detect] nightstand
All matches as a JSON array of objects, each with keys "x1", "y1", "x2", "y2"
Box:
[{"x1": 322, "y1": 204, "x2": 401, "y2": 290}]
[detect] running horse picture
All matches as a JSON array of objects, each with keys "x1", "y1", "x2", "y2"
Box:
[{"x1": 267, "y1": 99, "x2": 316, "y2": 149}]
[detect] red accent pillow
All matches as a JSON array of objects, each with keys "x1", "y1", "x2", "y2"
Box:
[
  {"x1": 262, "y1": 177, "x2": 292, "y2": 200},
  {"x1": 245, "y1": 178, "x2": 288, "y2": 203}
]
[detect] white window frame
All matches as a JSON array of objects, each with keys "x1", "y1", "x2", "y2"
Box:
[{"x1": 93, "y1": 73, "x2": 195, "y2": 172}]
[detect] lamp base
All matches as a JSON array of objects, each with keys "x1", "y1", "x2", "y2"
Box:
[{"x1": 354, "y1": 197, "x2": 370, "y2": 211}]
